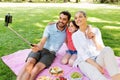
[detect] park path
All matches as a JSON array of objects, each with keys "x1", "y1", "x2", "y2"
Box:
[{"x1": 0, "y1": 2, "x2": 120, "y2": 9}]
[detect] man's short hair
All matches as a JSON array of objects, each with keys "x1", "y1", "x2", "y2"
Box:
[{"x1": 60, "y1": 11, "x2": 71, "y2": 21}]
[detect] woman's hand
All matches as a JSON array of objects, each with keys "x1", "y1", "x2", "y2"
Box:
[
  {"x1": 87, "y1": 32, "x2": 95, "y2": 39},
  {"x1": 86, "y1": 58, "x2": 105, "y2": 74},
  {"x1": 97, "y1": 66, "x2": 105, "y2": 74},
  {"x1": 86, "y1": 26, "x2": 96, "y2": 41}
]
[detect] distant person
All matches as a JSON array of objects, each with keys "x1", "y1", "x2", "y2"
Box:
[
  {"x1": 72, "y1": 11, "x2": 120, "y2": 80},
  {"x1": 17, "y1": 11, "x2": 71, "y2": 80}
]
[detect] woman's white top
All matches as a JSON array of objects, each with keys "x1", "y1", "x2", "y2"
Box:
[{"x1": 72, "y1": 27, "x2": 105, "y2": 67}]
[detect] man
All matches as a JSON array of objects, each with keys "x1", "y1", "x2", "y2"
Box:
[{"x1": 17, "y1": 11, "x2": 71, "y2": 80}]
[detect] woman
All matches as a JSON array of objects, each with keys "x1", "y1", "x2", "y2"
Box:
[{"x1": 72, "y1": 11, "x2": 120, "y2": 80}]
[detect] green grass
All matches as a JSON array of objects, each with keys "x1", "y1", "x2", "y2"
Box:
[{"x1": 0, "y1": 5, "x2": 120, "y2": 80}]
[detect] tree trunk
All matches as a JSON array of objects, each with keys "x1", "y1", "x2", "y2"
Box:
[
  {"x1": 110, "y1": 0, "x2": 118, "y2": 2},
  {"x1": 100, "y1": 0, "x2": 105, "y2": 3},
  {"x1": 64, "y1": 0, "x2": 67, "y2": 2},
  {"x1": 76, "y1": 0, "x2": 79, "y2": 3},
  {"x1": 28, "y1": 0, "x2": 32, "y2": 2}
]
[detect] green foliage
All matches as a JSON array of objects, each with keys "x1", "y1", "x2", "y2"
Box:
[{"x1": 0, "y1": 5, "x2": 120, "y2": 80}]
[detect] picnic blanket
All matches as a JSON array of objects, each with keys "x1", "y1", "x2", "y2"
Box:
[{"x1": 1, "y1": 43, "x2": 120, "y2": 80}]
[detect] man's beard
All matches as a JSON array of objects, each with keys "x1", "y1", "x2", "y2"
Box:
[{"x1": 57, "y1": 21, "x2": 66, "y2": 28}]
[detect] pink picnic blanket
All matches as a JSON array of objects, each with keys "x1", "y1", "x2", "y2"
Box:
[{"x1": 1, "y1": 43, "x2": 120, "y2": 80}]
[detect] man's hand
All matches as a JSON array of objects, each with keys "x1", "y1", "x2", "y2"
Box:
[
  {"x1": 31, "y1": 44, "x2": 40, "y2": 53},
  {"x1": 48, "y1": 22, "x2": 56, "y2": 25}
]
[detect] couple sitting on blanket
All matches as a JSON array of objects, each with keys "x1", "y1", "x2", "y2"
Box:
[{"x1": 17, "y1": 11, "x2": 120, "y2": 80}]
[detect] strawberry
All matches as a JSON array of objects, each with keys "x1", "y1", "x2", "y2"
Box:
[
  {"x1": 59, "y1": 77, "x2": 64, "y2": 80},
  {"x1": 59, "y1": 76, "x2": 67, "y2": 80}
]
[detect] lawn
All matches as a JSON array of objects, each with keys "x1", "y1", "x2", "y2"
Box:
[{"x1": 0, "y1": 4, "x2": 120, "y2": 80}]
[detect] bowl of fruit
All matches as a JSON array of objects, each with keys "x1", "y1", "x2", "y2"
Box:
[
  {"x1": 70, "y1": 72, "x2": 83, "y2": 80},
  {"x1": 49, "y1": 66, "x2": 64, "y2": 77}
]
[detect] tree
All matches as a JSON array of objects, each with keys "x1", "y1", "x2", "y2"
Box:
[
  {"x1": 100, "y1": 0, "x2": 105, "y2": 3},
  {"x1": 100, "y1": 0, "x2": 119, "y2": 3},
  {"x1": 64, "y1": 0, "x2": 67, "y2": 2},
  {"x1": 76, "y1": 0, "x2": 79, "y2": 3},
  {"x1": 110, "y1": 0, "x2": 119, "y2": 3},
  {"x1": 28, "y1": 0, "x2": 32, "y2": 2}
]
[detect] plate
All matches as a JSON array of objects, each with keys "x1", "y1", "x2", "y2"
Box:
[
  {"x1": 49, "y1": 66, "x2": 64, "y2": 77},
  {"x1": 37, "y1": 76, "x2": 51, "y2": 80}
]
